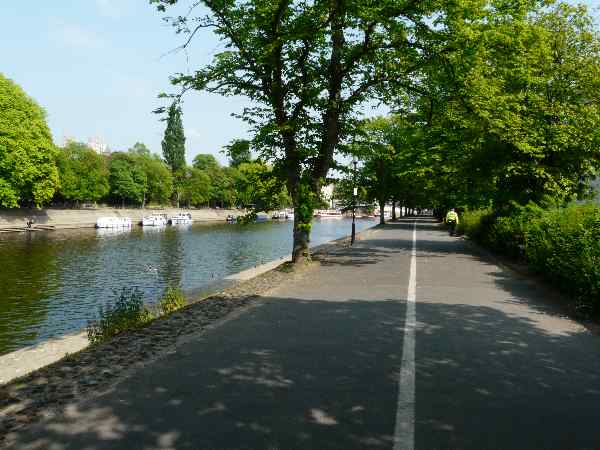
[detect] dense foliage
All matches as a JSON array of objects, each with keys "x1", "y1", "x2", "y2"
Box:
[
  {"x1": 56, "y1": 142, "x2": 110, "y2": 204},
  {"x1": 151, "y1": 0, "x2": 450, "y2": 261},
  {"x1": 161, "y1": 103, "x2": 186, "y2": 174},
  {"x1": 0, "y1": 73, "x2": 59, "y2": 207},
  {"x1": 459, "y1": 203, "x2": 600, "y2": 314},
  {"x1": 333, "y1": 2, "x2": 599, "y2": 219}
]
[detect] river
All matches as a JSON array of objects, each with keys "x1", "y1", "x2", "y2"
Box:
[{"x1": 0, "y1": 218, "x2": 375, "y2": 355}]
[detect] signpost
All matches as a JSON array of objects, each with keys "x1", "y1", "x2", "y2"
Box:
[{"x1": 351, "y1": 160, "x2": 358, "y2": 245}]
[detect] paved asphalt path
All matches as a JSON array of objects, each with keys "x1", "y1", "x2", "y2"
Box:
[{"x1": 6, "y1": 218, "x2": 600, "y2": 449}]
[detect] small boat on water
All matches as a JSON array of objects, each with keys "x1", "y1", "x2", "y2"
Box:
[
  {"x1": 96, "y1": 217, "x2": 132, "y2": 228},
  {"x1": 315, "y1": 209, "x2": 343, "y2": 219},
  {"x1": 142, "y1": 214, "x2": 168, "y2": 227},
  {"x1": 169, "y1": 212, "x2": 192, "y2": 225},
  {"x1": 271, "y1": 210, "x2": 294, "y2": 220}
]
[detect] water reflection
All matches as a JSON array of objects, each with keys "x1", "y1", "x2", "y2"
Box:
[
  {"x1": 0, "y1": 235, "x2": 57, "y2": 351},
  {"x1": 0, "y1": 219, "x2": 374, "y2": 354}
]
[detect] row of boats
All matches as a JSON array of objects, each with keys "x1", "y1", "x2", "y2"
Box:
[
  {"x1": 95, "y1": 213, "x2": 193, "y2": 228},
  {"x1": 96, "y1": 208, "x2": 370, "y2": 228}
]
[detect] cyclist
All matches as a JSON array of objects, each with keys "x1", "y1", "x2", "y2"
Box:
[{"x1": 445, "y1": 208, "x2": 459, "y2": 236}]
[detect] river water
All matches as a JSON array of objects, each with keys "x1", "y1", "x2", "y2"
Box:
[{"x1": 0, "y1": 218, "x2": 375, "y2": 355}]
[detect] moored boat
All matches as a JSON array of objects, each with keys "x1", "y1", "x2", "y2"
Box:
[
  {"x1": 169, "y1": 212, "x2": 192, "y2": 225},
  {"x1": 314, "y1": 209, "x2": 343, "y2": 219},
  {"x1": 142, "y1": 214, "x2": 168, "y2": 227},
  {"x1": 271, "y1": 211, "x2": 289, "y2": 220},
  {"x1": 96, "y1": 216, "x2": 132, "y2": 228}
]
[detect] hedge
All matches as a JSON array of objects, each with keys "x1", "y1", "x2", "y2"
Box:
[{"x1": 459, "y1": 203, "x2": 600, "y2": 314}]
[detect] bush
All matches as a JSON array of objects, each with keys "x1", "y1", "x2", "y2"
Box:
[
  {"x1": 158, "y1": 287, "x2": 187, "y2": 315},
  {"x1": 461, "y1": 203, "x2": 600, "y2": 314},
  {"x1": 87, "y1": 288, "x2": 154, "y2": 345},
  {"x1": 457, "y1": 208, "x2": 492, "y2": 241}
]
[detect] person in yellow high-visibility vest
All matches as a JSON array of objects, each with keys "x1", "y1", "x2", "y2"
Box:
[{"x1": 445, "y1": 208, "x2": 459, "y2": 235}]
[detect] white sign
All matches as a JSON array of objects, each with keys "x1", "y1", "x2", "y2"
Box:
[{"x1": 353, "y1": 187, "x2": 358, "y2": 196}]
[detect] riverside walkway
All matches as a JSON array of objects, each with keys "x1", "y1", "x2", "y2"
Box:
[{"x1": 5, "y1": 218, "x2": 600, "y2": 449}]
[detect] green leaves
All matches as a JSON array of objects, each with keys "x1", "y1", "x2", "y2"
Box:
[
  {"x1": 162, "y1": 103, "x2": 186, "y2": 174},
  {"x1": 57, "y1": 142, "x2": 110, "y2": 203},
  {"x1": 0, "y1": 73, "x2": 59, "y2": 207}
]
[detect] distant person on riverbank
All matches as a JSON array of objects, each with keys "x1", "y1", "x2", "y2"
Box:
[
  {"x1": 26, "y1": 218, "x2": 34, "y2": 229},
  {"x1": 445, "y1": 209, "x2": 459, "y2": 236}
]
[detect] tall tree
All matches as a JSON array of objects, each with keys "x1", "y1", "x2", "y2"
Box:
[
  {"x1": 109, "y1": 153, "x2": 147, "y2": 207},
  {"x1": 161, "y1": 103, "x2": 186, "y2": 173},
  {"x1": 56, "y1": 142, "x2": 110, "y2": 204},
  {"x1": 129, "y1": 142, "x2": 152, "y2": 157},
  {"x1": 407, "y1": 1, "x2": 600, "y2": 211},
  {"x1": 192, "y1": 153, "x2": 220, "y2": 171},
  {"x1": 0, "y1": 73, "x2": 59, "y2": 207},
  {"x1": 180, "y1": 167, "x2": 211, "y2": 207},
  {"x1": 354, "y1": 117, "x2": 399, "y2": 225},
  {"x1": 234, "y1": 161, "x2": 290, "y2": 210},
  {"x1": 151, "y1": 0, "x2": 444, "y2": 262},
  {"x1": 134, "y1": 152, "x2": 173, "y2": 206}
]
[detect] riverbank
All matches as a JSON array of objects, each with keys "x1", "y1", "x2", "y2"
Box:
[
  {"x1": 0, "y1": 251, "x2": 292, "y2": 385},
  {"x1": 0, "y1": 207, "x2": 240, "y2": 232},
  {"x1": 0, "y1": 226, "x2": 378, "y2": 441}
]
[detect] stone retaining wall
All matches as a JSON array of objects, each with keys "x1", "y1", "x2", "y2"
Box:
[{"x1": 0, "y1": 207, "x2": 241, "y2": 230}]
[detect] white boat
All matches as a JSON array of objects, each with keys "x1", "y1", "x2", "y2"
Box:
[
  {"x1": 142, "y1": 214, "x2": 168, "y2": 227},
  {"x1": 315, "y1": 209, "x2": 343, "y2": 219},
  {"x1": 169, "y1": 212, "x2": 193, "y2": 225},
  {"x1": 271, "y1": 210, "x2": 291, "y2": 220},
  {"x1": 96, "y1": 216, "x2": 132, "y2": 228}
]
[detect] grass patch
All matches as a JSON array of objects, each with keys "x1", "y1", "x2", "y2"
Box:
[{"x1": 157, "y1": 286, "x2": 186, "y2": 315}]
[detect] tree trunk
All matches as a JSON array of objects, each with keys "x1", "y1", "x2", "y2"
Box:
[
  {"x1": 379, "y1": 199, "x2": 385, "y2": 226},
  {"x1": 292, "y1": 213, "x2": 311, "y2": 263},
  {"x1": 290, "y1": 181, "x2": 316, "y2": 263},
  {"x1": 391, "y1": 199, "x2": 397, "y2": 221}
]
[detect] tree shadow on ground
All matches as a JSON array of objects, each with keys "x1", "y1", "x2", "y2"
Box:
[
  {"x1": 6, "y1": 295, "x2": 600, "y2": 450},
  {"x1": 314, "y1": 245, "x2": 396, "y2": 267}
]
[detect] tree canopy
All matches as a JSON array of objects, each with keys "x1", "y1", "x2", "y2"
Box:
[
  {"x1": 225, "y1": 139, "x2": 252, "y2": 167},
  {"x1": 56, "y1": 142, "x2": 110, "y2": 204},
  {"x1": 192, "y1": 153, "x2": 220, "y2": 171},
  {"x1": 0, "y1": 73, "x2": 59, "y2": 207},
  {"x1": 151, "y1": 0, "x2": 448, "y2": 261}
]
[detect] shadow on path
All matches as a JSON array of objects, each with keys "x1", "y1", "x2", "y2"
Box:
[
  {"x1": 7, "y1": 295, "x2": 600, "y2": 450},
  {"x1": 415, "y1": 301, "x2": 600, "y2": 450}
]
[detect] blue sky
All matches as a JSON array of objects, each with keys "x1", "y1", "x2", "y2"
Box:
[
  {"x1": 1, "y1": 0, "x2": 245, "y2": 164},
  {"x1": 1, "y1": 0, "x2": 598, "y2": 165}
]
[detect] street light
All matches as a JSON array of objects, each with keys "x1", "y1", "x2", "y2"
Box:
[{"x1": 351, "y1": 158, "x2": 358, "y2": 245}]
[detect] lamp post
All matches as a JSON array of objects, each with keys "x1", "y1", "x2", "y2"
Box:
[{"x1": 351, "y1": 158, "x2": 358, "y2": 245}]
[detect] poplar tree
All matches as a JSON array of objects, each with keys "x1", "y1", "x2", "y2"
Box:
[{"x1": 161, "y1": 103, "x2": 186, "y2": 174}]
